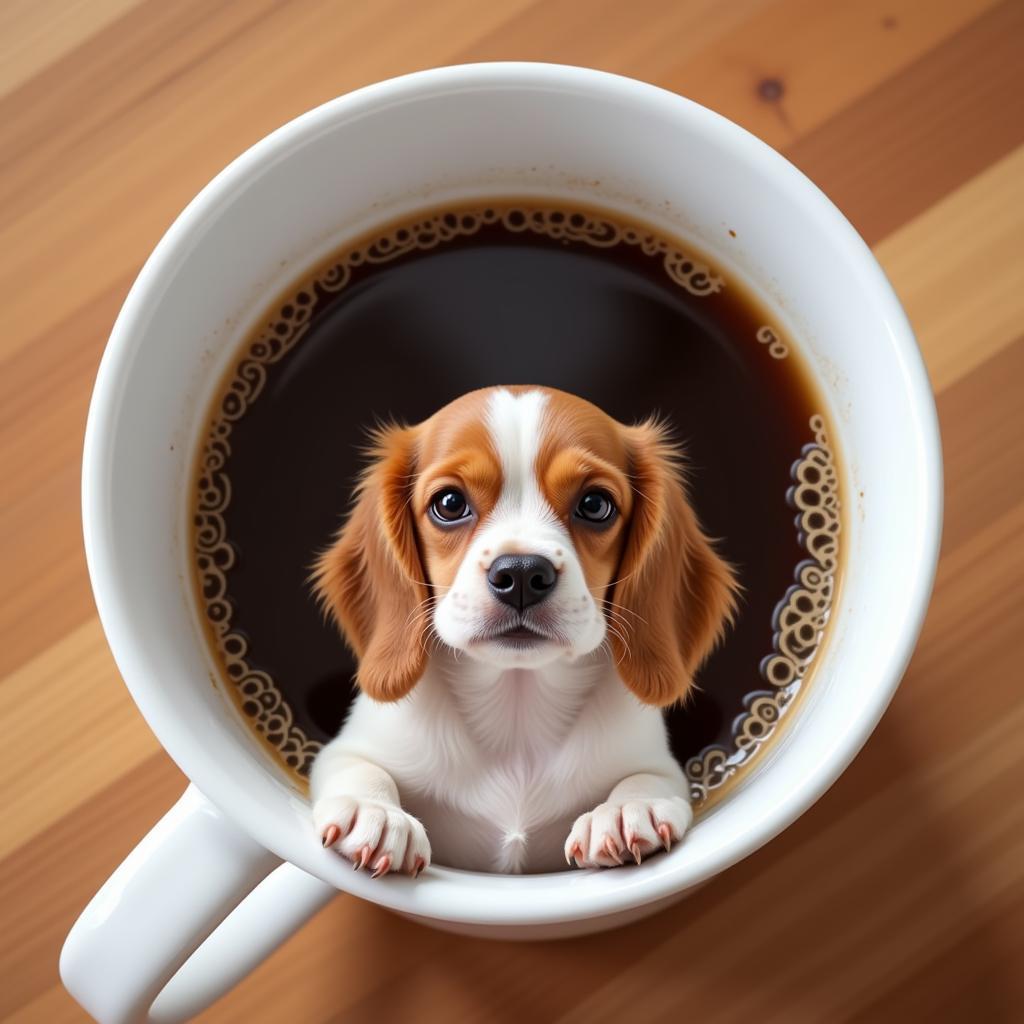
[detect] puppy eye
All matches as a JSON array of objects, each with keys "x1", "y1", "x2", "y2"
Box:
[
  {"x1": 575, "y1": 490, "x2": 617, "y2": 524},
  {"x1": 430, "y1": 488, "x2": 472, "y2": 524}
]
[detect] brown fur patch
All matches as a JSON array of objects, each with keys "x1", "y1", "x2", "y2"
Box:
[
  {"x1": 609, "y1": 419, "x2": 740, "y2": 706},
  {"x1": 413, "y1": 390, "x2": 502, "y2": 590},
  {"x1": 537, "y1": 389, "x2": 738, "y2": 706},
  {"x1": 536, "y1": 391, "x2": 634, "y2": 610},
  {"x1": 312, "y1": 423, "x2": 428, "y2": 701}
]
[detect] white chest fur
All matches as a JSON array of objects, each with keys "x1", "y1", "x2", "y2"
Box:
[{"x1": 326, "y1": 653, "x2": 679, "y2": 873}]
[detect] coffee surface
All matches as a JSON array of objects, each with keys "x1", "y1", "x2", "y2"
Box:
[{"x1": 193, "y1": 203, "x2": 841, "y2": 802}]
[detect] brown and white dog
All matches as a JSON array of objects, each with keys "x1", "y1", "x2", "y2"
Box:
[{"x1": 311, "y1": 386, "x2": 737, "y2": 875}]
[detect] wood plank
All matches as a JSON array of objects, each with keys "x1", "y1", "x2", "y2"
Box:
[
  {"x1": 0, "y1": 279, "x2": 129, "y2": 678},
  {"x1": 0, "y1": 620, "x2": 160, "y2": 860},
  {"x1": 845, "y1": 898, "x2": 1024, "y2": 1023},
  {"x1": 454, "y1": 0, "x2": 772, "y2": 76},
  {"x1": 0, "y1": 0, "x2": 142, "y2": 98},
  {"x1": 6, "y1": 985, "x2": 82, "y2": 1024},
  {"x1": 664, "y1": 0, "x2": 999, "y2": 150},
  {"x1": 0, "y1": 464, "x2": 95, "y2": 682},
  {"x1": 935, "y1": 338, "x2": 1024, "y2": 556},
  {"x1": 785, "y1": 0, "x2": 1024, "y2": 246},
  {"x1": 875, "y1": 146, "x2": 1024, "y2": 392}
]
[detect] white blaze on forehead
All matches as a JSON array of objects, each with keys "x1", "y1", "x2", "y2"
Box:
[
  {"x1": 431, "y1": 388, "x2": 607, "y2": 661},
  {"x1": 485, "y1": 389, "x2": 555, "y2": 525}
]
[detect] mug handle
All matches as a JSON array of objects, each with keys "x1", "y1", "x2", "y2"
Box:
[{"x1": 60, "y1": 785, "x2": 337, "y2": 1024}]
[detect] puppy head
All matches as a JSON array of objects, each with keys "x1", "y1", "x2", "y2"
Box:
[{"x1": 314, "y1": 387, "x2": 737, "y2": 705}]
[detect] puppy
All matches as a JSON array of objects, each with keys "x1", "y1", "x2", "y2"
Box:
[{"x1": 311, "y1": 386, "x2": 737, "y2": 875}]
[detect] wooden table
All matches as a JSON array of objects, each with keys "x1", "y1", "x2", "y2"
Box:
[{"x1": 2, "y1": 1, "x2": 1022, "y2": 1020}]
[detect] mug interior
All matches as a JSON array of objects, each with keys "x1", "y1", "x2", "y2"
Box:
[{"x1": 83, "y1": 63, "x2": 941, "y2": 928}]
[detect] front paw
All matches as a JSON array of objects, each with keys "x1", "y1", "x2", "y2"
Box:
[
  {"x1": 314, "y1": 796, "x2": 431, "y2": 877},
  {"x1": 564, "y1": 796, "x2": 692, "y2": 869}
]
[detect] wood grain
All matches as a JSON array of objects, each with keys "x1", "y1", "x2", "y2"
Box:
[
  {"x1": 2, "y1": 1, "x2": 1022, "y2": 1021},
  {"x1": 783, "y1": 0, "x2": 1024, "y2": 245},
  {"x1": 874, "y1": 147, "x2": 1024, "y2": 392}
]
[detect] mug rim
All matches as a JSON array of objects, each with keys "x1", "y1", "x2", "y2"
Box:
[{"x1": 82, "y1": 61, "x2": 943, "y2": 927}]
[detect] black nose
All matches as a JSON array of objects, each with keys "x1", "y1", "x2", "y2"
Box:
[{"x1": 486, "y1": 554, "x2": 557, "y2": 611}]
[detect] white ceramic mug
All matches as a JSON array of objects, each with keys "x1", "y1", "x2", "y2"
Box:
[{"x1": 61, "y1": 63, "x2": 942, "y2": 1024}]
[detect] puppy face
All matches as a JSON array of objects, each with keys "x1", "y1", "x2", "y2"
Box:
[{"x1": 315, "y1": 387, "x2": 737, "y2": 705}]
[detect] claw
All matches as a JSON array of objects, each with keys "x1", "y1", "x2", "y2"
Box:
[
  {"x1": 602, "y1": 836, "x2": 623, "y2": 865},
  {"x1": 657, "y1": 823, "x2": 672, "y2": 853},
  {"x1": 630, "y1": 842, "x2": 642, "y2": 865},
  {"x1": 354, "y1": 845, "x2": 373, "y2": 871},
  {"x1": 322, "y1": 824, "x2": 341, "y2": 848},
  {"x1": 371, "y1": 855, "x2": 391, "y2": 879},
  {"x1": 413, "y1": 856, "x2": 426, "y2": 878},
  {"x1": 566, "y1": 841, "x2": 581, "y2": 866}
]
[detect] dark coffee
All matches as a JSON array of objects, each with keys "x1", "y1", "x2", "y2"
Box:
[{"x1": 193, "y1": 202, "x2": 841, "y2": 807}]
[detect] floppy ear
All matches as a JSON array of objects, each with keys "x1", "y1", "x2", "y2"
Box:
[
  {"x1": 610, "y1": 420, "x2": 739, "y2": 707},
  {"x1": 312, "y1": 424, "x2": 429, "y2": 702}
]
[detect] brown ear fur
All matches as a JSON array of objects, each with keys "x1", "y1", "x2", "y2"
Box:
[
  {"x1": 610, "y1": 420, "x2": 739, "y2": 706},
  {"x1": 312, "y1": 425, "x2": 428, "y2": 701}
]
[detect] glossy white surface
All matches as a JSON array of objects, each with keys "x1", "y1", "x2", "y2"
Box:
[
  {"x1": 59, "y1": 787, "x2": 278, "y2": 1024},
  {"x1": 64, "y1": 63, "x2": 942, "y2": 1021},
  {"x1": 149, "y1": 863, "x2": 337, "y2": 1024}
]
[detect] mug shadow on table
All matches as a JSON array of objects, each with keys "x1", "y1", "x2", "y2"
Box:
[{"x1": 316, "y1": 698, "x2": 1014, "y2": 1023}]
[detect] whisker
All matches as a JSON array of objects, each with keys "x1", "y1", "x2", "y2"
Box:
[
  {"x1": 594, "y1": 565, "x2": 645, "y2": 592},
  {"x1": 600, "y1": 636, "x2": 628, "y2": 667},
  {"x1": 402, "y1": 595, "x2": 437, "y2": 631},
  {"x1": 604, "y1": 601, "x2": 649, "y2": 627},
  {"x1": 602, "y1": 621, "x2": 631, "y2": 653},
  {"x1": 602, "y1": 618, "x2": 633, "y2": 643},
  {"x1": 602, "y1": 606, "x2": 637, "y2": 631}
]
